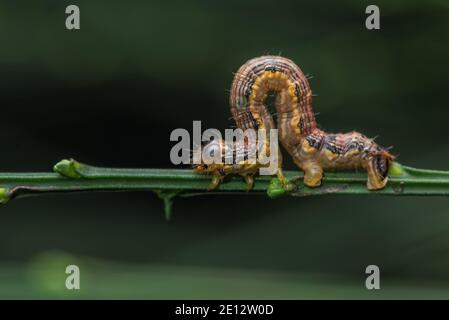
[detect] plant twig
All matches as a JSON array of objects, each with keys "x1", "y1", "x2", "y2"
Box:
[{"x1": 0, "y1": 159, "x2": 448, "y2": 215}]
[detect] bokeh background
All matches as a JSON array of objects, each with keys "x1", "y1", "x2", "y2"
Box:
[{"x1": 0, "y1": 0, "x2": 449, "y2": 299}]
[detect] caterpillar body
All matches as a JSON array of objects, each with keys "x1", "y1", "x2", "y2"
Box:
[{"x1": 194, "y1": 56, "x2": 394, "y2": 191}]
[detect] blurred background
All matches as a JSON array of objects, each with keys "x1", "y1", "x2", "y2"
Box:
[{"x1": 0, "y1": 0, "x2": 449, "y2": 298}]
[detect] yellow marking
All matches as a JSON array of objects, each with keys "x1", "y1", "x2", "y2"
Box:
[
  {"x1": 324, "y1": 149, "x2": 338, "y2": 161},
  {"x1": 288, "y1": 84, "x2": 298, "y2": 103},
  {"x1": 250, "y1": 71, "x2": 290, "y2": 128},
  {"x1": 345, "y1": 149, "x2": 360, "y2": 157},
  {"x1": 250, "y1": 71, "x2": 290, "y2": 103},
  {"x1": 247, "y1": 71, "x2": 304, "y2": 145},
  {"x1": 287, "y1": 81, "x2": 301, "y2": 137},
  {"x1": 301, "y1": 139, "x2": 317, "y2": 154}
]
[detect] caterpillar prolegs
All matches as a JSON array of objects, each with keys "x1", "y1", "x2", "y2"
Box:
[{"x1": 194, "y1": 56, "x2": 394, "y2": 191}]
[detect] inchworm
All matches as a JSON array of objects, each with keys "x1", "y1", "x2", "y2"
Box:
[{"x1": 194, "y1": 56, "x2": 394, "y2": 191}]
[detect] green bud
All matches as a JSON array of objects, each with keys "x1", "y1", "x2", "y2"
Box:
[
  {"x1": 267, "y1": 178, "x2": 286, "y2": 198},
  {"x1": 0, "y1": 188, "x2": 10, "y2": 204},
  {"x1": 389, "y1": 161, "x2": 405, "y2": 177},
  {"x1": 53, "y1": 159, "x2": 82, "y2": 178}
]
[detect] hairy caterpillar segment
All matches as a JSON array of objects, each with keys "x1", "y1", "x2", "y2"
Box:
[
  {"x1": 196, "y1": 55, "x2": 393, "y2": 191},
  {"x1": 291, "y1": 129, "x2": 394, "y2": 190},
  {"x1": 192, "y1": 137, "x2": 287, "y2": 191},
  {"x1": 230, "y1": 56, "x2": 316, "y2": 138}
]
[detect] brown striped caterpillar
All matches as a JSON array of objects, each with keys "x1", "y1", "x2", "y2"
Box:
[{"x1": 194, "y1": 56, "x2": 394, "y2": 191}]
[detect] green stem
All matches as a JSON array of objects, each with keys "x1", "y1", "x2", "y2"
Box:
[{"x1": 0, "y1": 159, "x2": 448, "y2": 208}]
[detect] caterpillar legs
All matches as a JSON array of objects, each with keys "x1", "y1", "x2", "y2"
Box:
[
  {"x1": 194, "y1": 162, "x2": 293, "y2": 192},
  {"x1": 302, "y1": 162, "x2": 324, "y2": 188},
  {"x1": 207, "y1": 169, "x2": 255, "y2": 192},
  {"x1": 297, "y1": 159, "x2": 389, "y2": 190}
]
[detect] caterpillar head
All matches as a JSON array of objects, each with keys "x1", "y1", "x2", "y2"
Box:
[
  {"x1": 192, "y1": 140, "x2": 223, "y2": 173},
  {"x1": 367, "y1": 149, "x2": 395, "y2": 190}
]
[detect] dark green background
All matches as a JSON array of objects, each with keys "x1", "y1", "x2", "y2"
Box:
[{"x1": 0, "y1": 0, "x2": 448, "y2": 298}]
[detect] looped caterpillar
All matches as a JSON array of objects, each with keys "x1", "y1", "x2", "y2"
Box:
[{"x1": 194, "y1": 56, "x2": 394, "y2": 191}]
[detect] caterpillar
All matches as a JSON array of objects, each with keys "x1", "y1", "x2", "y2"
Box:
[{"x1": 194, "y1": 56, "x2": 394, "y2": 191}]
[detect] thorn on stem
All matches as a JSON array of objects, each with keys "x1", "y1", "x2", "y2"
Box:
[{"x1": 154, "y1": 190, "x2": 181, "y2": 221}]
